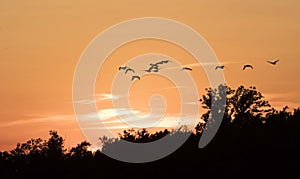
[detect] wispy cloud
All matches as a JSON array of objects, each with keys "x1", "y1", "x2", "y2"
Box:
[
  {"x1": 81, "y1": 125, "x2": 132, "y2": 130},
  {"x1": 80, "y1": 114, "x2": 199, "y2": 132},
  {"x1": 79, "y1": 108, "x2": 140, "y2": 121},
  {"x1": 95, "y1": 109, "x2": 198, "y2": 129},
  {"x1": 184, "y1": 102, "x2": 200, "y2": 105},
  {"x1": 74, "y1": 93, "x2": 119, "y2": 104},
  {"x1": 96, "y1": 94, "x2": 119, "y2": 100},
  {"x1": 0, "y1": 106, "x2": 199, "y2": 133},
  {"x1": 0, "y1": 114, "x2": 73, "y2": 128},
  {"x1": 133, "y1": 86, "x2": 186, "y2": 93}
]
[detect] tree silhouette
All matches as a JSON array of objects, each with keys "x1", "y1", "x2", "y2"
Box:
[
  {"x1": 116, "y1": 128, "x2": 169, "y2": 143},
  {"x1": 229, "y1": 86, "x2": 272, "y2": 127},
  {"x1": 46, "y1": 130, "x2": 65, "y2": 160},
  {"x1": 197, "y1": 85, "x2": 272, "y2": 130},
  {"x1": 0, "y1": 85, "x2": 299, "y2": 178},
  {"x1": 197, "y1": 84, "x2": 234, "y2": 133},
  {"x1": 69, "y1": 141, "x2": 92, "y2": 159}
]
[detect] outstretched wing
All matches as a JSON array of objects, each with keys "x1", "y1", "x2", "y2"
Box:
[
  {"x1": 155, "y1": 61, "x2": 164, "y2": 65},
  {"x1": 244, "y1": 65, "x2": 253, "y2": 69},
  {"x1": 131, "y1": 76, "x2": 140, "y2": 81},
  {"x1": 182, "y1": 67, "x2": 192, "y2": 71},
  {"x1": 125, "y1": 68, "x2": 135, "y2": 74},
  {"x1": 216, "y1": 66, "x2": 225, "y2": 70}
]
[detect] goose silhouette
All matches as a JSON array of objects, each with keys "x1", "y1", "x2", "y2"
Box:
[
  {"x1": 161, "y1": 60, "x2": 171, "y2": 64},
  {"x1": 131, "y1": 75, "x2": 140, "y2": 81},
  {"x1": 145, "y1": 64, "x2": 159, "y2": 72},
  {"x1": 181, "y1": 67, "x2": 192, "y2": 71},
  {"x1": 150, "y1": 63, "x2": 159, "y2": 67},
  {"x1": 267, "y1": 59, "x2": 280, "y2": 65},
  {"x1": 125, "y1": 68, "x2": 135, "y2": 74},
  {"x1": 215, "y1": 65, "x2": 225, "y2": 70},
  {"x1": 243, "y1": 64, "x2": 254, "y2": 70},
  {"x1": 151, "y1": 60, "x2": 171, "y2": 66},
  {"x1": 154, "y1": 61, "x2": 164, "y2": 65}
]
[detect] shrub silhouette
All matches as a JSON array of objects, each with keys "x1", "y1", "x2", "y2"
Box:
[
  {"x1": 0, "y1": 85, "x2": 299, "y2": 178},
  {"x1": 68, "y1": 141, "x2": 92, "y2": 159},
  {"x1": 119, "y1": 128, "x2": 169, "y2": 143}
]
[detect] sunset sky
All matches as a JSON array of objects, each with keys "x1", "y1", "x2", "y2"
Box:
[{"x1": 1, "y1": 0, "x2": 300, "y2": 151}]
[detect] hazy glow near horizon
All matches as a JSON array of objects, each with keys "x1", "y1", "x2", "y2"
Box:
[{"x1": 0, "y1": 0, "x2": 300, "y2": 151}]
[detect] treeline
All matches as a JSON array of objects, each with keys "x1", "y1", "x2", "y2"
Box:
[{"x1": 0, "y1": 85, "x2": 300, "y2": 178}]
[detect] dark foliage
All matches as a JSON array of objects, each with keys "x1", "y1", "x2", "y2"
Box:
[{"x1": 0, "y1": 85, "x2": 300, "y2": 178}]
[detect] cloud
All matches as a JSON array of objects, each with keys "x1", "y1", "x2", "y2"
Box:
[
  {"x1": 81, "y1": 118, "x2": 183, "y2": 130},
  {"x1": 0, "y1": 107, "x2": 199, "y2": 134},
  {"x1": 0, "y1": 114, "x2": 73, "y2": 128},
  {"x1": 79, "y1": 108, "x2": 140, "y2": 121},
  {"x1": 74, "y1": 93, "x2": 119, "y2": 104},
  {"x1": 81, "y1": 125, "x2": 132, "y2": 130},
  {"x1": 134, "y1": 86, "x2": 186, "y2": 93},
  {"x1": 184, "y1": 102, "x2": 200, "y2": 105},
  {"x1": 99, "y1": 110, "x2": 198, "y2": 129},
  {"x1": 96, "y1": 94, "x2": 119, "y2": 101},
  {"x1": 101, "y1": 113, "x2": 161, "y2": 124}
]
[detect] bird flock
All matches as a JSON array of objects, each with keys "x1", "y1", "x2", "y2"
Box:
[
  {"x1": 242, "y1": 59, "x2": 280, "y2": 70},
  {"x1": 118, "y1": 59, "x2": 280, "y2": 81}
]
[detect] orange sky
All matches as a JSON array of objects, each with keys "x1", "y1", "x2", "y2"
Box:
[{"x1": 0, "y1": 0, "x2": 300, "y2": 151}]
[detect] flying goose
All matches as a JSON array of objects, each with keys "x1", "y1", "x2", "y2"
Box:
[
  {"x1": 267, "y1": 59, "x2": 280, "y2": 65},
  {"x1": 131, "y1": 75, "x2": 140, "y2": 81},
  {"x1": 243, "y1": 64, "x2": 254, "y2": 70},
  {"x1": 161, "y1": 60, "x2": 171, "y2": 64},
  {"x1": 125, "y1": 68, "x2": 135, "y2": 74},
  {"x1": 215, "y1": 65, "x2": 225, "y2": 70},
  {"x1": 181, "y1": 67, "x2": 192, "y2": 71},
  {"x1": 145, "y1": 64, "x2": 159, "y2": 72}
]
